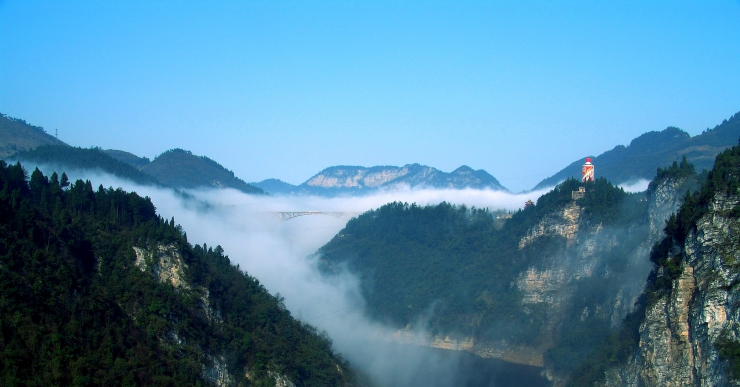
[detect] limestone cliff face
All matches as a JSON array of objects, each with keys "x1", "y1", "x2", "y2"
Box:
[
  {"x1": 131, "y1": 245, "x2": 303, "y2": 387},
  {"x1": 604, "y1": 194, "x2": 740, "y2": 387},
  {"x1": 648, "y1": 177, "x2": 686, "y2": 243},
  {"x1": 480, "y1": 177, "x2": 686, "y2": 373},
  {"x1": 133, "y1": 244, "x2": 190, "y2": 289},
  {"x1": 518, "y1": 201, "x2": 581, "y2": 249},
  {"x1": 305, "y1": 166, "x2": 412, "y2": 189}
]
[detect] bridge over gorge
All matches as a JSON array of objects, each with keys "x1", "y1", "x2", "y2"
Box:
[{"x1": 270, "y1": 211, "x2": 362, "y2": 221}]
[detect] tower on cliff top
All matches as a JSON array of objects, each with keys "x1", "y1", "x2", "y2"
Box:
[{"x1": 582, "y1": 158, "x2": 594, "y2": 182}]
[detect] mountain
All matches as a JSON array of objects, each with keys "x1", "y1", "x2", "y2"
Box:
[
  {"x1": 253, "y1": 164, "x2": 507, "y2": 196},
  {"x1": 11, "y1": 145, "x2": 160, "y2": 186},
  {"x1": 533, "y1": 110, "x2": 740, "y2": 190},
  {"x1": 141, "y1": 149, "x2": 265, "y2": 195},
  {"x1": 253, "y1": 178, "x2": 306, "y2": 195},
  {"x1": 1, "y1": 113, "x2": 265, "y2": 195},
  {"x1": 316, "y1": 159, "x2": 704, "y2": 381},
  {"x1": 0, "y1": 161, "x2": 359, "y2": 387},
  {"x1": 0, "y1": 113, "x2": 67, "y2": 158},
  {"x1": 568, "y1": 143, "x2": 740, "y2": 386},
  {"x1": 104, "y1": 149, "x2": 151, "y2": 167}
]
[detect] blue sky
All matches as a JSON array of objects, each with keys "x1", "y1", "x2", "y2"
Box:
[{"x1": 1, "y1": 1, "x2": 739, "y2": 192}]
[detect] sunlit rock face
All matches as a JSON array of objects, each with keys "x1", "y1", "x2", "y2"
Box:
[
  {"x1": 133, "y1": 244, "x2": 189, "y2": 289},
  {"x1": 604, "y1": 194, "x2": 740, "y2": 387},
  {"x1": 255, "y1": 163, "x2": 508, "y2": 196},
  {"x1": 305, "y1": 166, "x2": 411, "y2": 188},
  {"x1": 421, "y1": 177, "x2": 686, "y2": 376},
  {"x1": 509, "y1": 177, "x2": 687, "y2": 383}
]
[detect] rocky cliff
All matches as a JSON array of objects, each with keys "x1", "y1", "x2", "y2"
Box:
[
  {"x1": 483, "y1": 173, "x2": 694, "y2": 375},
  {"x1": 598, "y1": 152, "x2": 740, "y2": 386},
  {"x1": 317, "y1": 174, "x2": 695, "y2": 379}
]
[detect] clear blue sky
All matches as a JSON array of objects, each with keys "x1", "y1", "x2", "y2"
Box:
[{"x1": 1, "y1": 1, "x2": 739, "y2": 192}]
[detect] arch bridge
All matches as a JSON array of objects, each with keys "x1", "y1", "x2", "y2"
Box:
[{"x1": 270, "y1": 211, "x2": 361, "y2": 221}]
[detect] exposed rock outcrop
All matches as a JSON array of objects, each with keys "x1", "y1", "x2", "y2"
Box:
[
  {"x1": 518, "y1": 202, "x2": 581, "y2": 249},
  {"x1": 512, "y1": 176, "x2": 688, "y2": 382},
  {"x1": 604, "y1": 194, "x2": 740, "y2": 387},
  {"x1": 133, "y1": 244, "x2": 189, "y2": 289}
]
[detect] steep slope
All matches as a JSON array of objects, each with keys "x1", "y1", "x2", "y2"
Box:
[
  {"x1": 0, "y1": 113, "x2": 67, "y2": 158},
  {"x1": 254, "y1": 164, "x2": 506, "y2": 196},
  {"x1": 142, "y1": 149, "x2": 264, "y2": 194},
  {"x1": 0, "y1": 161, "x2": 357, "y2": 386},
  {"x1": 317, "y1": 163, "x2": 702, "y2": 378},
  {"x1": 534, "y1": 111, "x2": 740, "y2": 190},
  {"x1": 567, "y1": 143, "x2": 740, "y2": 386}
]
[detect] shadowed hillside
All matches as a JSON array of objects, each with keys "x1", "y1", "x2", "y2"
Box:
[
  {"x1": 11, "y1": 145, "x2": 160, "y2": 186},
  {"x1": 104, "y1": 149, "x2": 151, "y2": 167},
  {"x1": 0, "y1": 113, "x2": 67, "y2": 158},
  {"x1": 142, "y1": 149, "x2": 265, "y2": 194}
]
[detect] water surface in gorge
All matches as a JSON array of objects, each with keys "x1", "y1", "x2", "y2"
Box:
[{"x1": 355, "y1": 343, "x2": 551, "y2": 387}]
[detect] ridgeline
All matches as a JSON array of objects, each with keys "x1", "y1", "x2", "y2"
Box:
[{"x1": 0, "y1": 161, "x2": 357, "y2": 386}]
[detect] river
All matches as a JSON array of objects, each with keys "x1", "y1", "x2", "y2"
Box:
[{"x1": 353, "y1": 343, "x2": 551, "y2": 387}]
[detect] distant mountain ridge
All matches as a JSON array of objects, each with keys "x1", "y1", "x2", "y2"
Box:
[
  {"x1": 533, "y1": 111, "x2": 740, "y2": 190},
  {"x1": 252, "y1": 164, "x2": 508, "y2": 196}
]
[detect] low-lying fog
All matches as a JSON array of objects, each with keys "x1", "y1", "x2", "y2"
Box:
[{"x1": 33, "y1": 165, "x2": 568, "y2": 386}]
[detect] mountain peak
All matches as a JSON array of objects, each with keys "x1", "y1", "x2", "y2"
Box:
[
  {"x1": 142, "y1": 149, "x2": 264, "y2": 194},
  {"x1": 254, "y1": 164, "x2": 507, "y2": 196}
]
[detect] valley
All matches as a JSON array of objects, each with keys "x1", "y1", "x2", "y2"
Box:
[
  {"x1": 4, "y1": 1, "x2": 740, "y2": 385},
  {"x1": 2, "y1": 110, "x2": 740, "y2": 386}
]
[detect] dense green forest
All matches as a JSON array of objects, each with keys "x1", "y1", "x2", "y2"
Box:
[
  {"x1": 141, "y1": 149, "x2": 264, "y2": 195},
  {"x1": 0, "y1": 161, "x2": 354, "y2": 386},
  {"x1": 318, "y1": 176, "x2": 648, "y2": 357},
  {"x1": 11, "y1": 145, "x2": 161, "y2": 186}
]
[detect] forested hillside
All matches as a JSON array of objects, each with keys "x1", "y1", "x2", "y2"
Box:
[
  {"x1": 0, "y1": 161, "x2": 355, "y2": 386},
  {"x1": 143, "y1": 149, "x2": 264, "y2": 195}
]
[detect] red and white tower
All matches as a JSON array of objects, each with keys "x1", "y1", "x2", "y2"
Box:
[{"x1": 582, "y1": 158, "x2": 594, "y2": 182}]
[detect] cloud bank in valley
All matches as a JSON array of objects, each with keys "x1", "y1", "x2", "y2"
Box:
[
  {"x1": 618, "y1": 179, "x2": 651, "y2": 193},
  {"x1": 27, "y1": 163, "x2": 552, "y2": 386}
]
